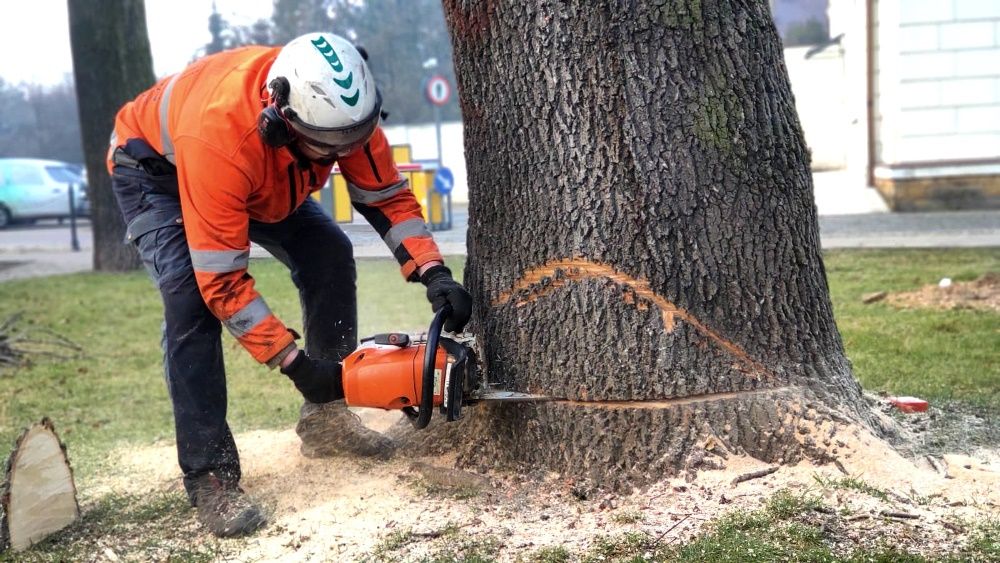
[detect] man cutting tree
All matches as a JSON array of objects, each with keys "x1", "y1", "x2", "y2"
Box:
[{"x1": 106, "y1": 32, "x2": 472, "y2": 537}]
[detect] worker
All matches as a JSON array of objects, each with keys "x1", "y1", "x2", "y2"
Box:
[{"x1": 106, "y1": 32, "x2": 471, "y2": 537}]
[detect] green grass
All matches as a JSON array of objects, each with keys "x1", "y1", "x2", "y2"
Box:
[
  {"x1": 522, "y1": 546, "x2": 572, "y2": 563},
  {"x1": 420, "y1": 534, "x2": 501, "y2": 563},
  {"x1": 371, "y1": 529, "x2": 416, "y2": 561},
  {"x1": 3, "y1": 248, "x2": 995, "y2": 478},
  {"x1": 0, "y1": 491, "x2": 217, "y2": 562},
  {"x1": 0, "y1": 257, "x2": 445, "y2": 481},
  {"x1": 610, "y1": 509, "x2": 646, "y2": 525},
  {"x1": 823, "y1": 248, "x2": 1000, "y2": 405},
  {"x1": 1, "y1": 249, "x2": 998, "y2": 561},
  {"x1": 559, "y1": 490, "x2": 998, "y2": 562},
  {"x1": 812, "y1": 474, "x2": 891, "y2": 502}
]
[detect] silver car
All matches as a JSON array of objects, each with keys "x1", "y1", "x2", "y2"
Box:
[{"x1": 0, "y1": 158, "x2": 89, "y2": 228}]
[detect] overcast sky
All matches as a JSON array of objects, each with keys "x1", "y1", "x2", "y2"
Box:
[{"x1": 0, "y1": 0, "x2": 274, "y2": 86}]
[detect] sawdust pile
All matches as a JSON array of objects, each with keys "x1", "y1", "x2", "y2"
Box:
[
  {"x1": 99, "y1": 409, "x2": 1000, "y2": 562},
  {"x1": 888, "y1": 272, "x2": 1000, "y2": 313}
]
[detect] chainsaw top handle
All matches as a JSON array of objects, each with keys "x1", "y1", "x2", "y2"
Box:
[{"x1": 414, "y1": 305, "x2": 453, "y2": 429}]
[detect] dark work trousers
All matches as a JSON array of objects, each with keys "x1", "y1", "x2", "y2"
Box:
[{"x1": 110, "y1": 158, "x2": 357, "y2": 500}]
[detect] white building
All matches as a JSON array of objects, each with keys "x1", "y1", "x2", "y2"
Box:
[
  {"x1": 386, "y1": 1, "x2": 1000, "y2": 210},
  {"x1": 835, "y1": 0, "x2": 1000, "y2": 209}
]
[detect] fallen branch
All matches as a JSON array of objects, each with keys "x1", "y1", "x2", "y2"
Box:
[
  {"x1": 650, "y1": 514, "x2": 692, "y2": 547},
  {"x1": 0, "y1": 313, "x2": 84, "y2": 372},
  {"x1": 941, "y1": 521, "x2": 964, "y2": 533},
  {"x1": 411, "y1": 519, "x2": 479, "y2": 540},
  {"x1": 731, "y1": 466, "x2": 779, "y2": 486},
  {"x1": 880, "y1": 510, "x2": 920, "y2": 520}
]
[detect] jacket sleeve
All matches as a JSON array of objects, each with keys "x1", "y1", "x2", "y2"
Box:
[
  {"x1": 338, "y1": 128, "x2": 443, "y2": 281},
  {"x1": 174, "y1": 137, "x2": 295, "y2": 365}
]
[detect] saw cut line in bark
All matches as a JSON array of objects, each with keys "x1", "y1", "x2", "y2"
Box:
[
  {"x1": 554, "y1": 386, "x2": 793, "y2": 410},
  {"x1": 494, "y1": 258, "x2": 775, "y2": 381}
]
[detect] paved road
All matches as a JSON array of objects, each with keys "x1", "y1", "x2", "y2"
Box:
[
  {"x1": 819, "y1": 210, "x2": 1000, "y2": 248},
  {"x1": 1, "y1": 209, "x2": 998, "y2": 283}
]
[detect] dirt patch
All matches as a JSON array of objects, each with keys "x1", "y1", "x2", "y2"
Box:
[
  {"x1": 96, "y1": 411, "x2": 1000, "y2": 562},
  {"x1": 871, "y1": 395, "x2": 1000, "y2": 461},
  {"x1": 887, "y1": 272, "x2": 1000, "y2": 313}
]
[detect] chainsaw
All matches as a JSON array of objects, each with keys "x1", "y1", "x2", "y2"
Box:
[{"x1": 340, "y1": 306, "x2": 548, "y2": 429}]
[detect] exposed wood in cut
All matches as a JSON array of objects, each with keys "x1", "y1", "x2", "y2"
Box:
[
  {"x1": 1, "y1": 419, "x2": 80, "y2": 552},
  {"x1": 558, "y1": 387, "x2": 793, "y2": 410}
]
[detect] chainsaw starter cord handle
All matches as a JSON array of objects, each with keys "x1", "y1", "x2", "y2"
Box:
[{"x1": 416, "y1": 304, "x2": 452, "y2": 429}]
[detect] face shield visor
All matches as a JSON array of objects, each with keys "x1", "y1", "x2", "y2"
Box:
[{"x1": 286, "y1": 90, "x2": 383, "y2": 159}]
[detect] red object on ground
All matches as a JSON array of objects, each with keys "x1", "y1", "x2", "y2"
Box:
[{"x1": 888, "y1": 396, "x2": 930, "y2": 413}]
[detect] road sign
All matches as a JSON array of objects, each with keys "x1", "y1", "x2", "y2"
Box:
[
  {"x1": 433, "y1": 167, "x2": 454, "y2": 195},
  {"x1": 425, "y1": 74, "x2": 451, "y2": 106}
]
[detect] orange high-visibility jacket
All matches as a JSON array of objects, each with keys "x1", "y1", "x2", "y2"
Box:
[{"x1": 108, "y1": 46, "x2": 443, "y2": 365}]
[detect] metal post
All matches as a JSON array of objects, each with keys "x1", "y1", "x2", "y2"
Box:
[
  {"x1": 434, "y1": 104, "x2": 443, "y2": 167},
  {"x1": 68, "y1": 183, "x2": 80, "y2": 252},
  {"x1": 446, "y1": 193, "x2": 452, "y2": 230}
]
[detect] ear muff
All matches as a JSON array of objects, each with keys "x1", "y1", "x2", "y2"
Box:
[{"x1": 257, "y1": 77, "x2": 296, "y2": 148}]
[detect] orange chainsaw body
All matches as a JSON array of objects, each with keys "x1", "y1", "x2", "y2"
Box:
[{"x1": 341, "y1": 338, "x2": 450, "y2": 410}]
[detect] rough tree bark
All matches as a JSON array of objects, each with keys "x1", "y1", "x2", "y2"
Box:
[
  {"x1": 68, "y1": 0, "x2": 156, "y2": 271},
  {"x1": 439, "y1": 0, "x2": 885, "y2": 488}
]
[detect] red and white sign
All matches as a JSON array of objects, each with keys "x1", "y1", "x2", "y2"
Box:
[{"x1": 425, "y1": 74, "x2": 451, "y2": 106}]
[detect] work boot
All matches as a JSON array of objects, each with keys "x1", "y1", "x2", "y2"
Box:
[
  {"x1": 296, "y1": 400, "x2": 396, "y2": 460},
  {"x1": 189, "y1": 473, "x2": 266, "y2": 538}
]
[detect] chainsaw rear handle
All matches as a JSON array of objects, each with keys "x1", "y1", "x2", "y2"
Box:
[{"x1": 413, "y1": 304, "x2": 453, "y2": 429}]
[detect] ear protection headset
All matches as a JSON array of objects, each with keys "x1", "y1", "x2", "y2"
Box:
[{"x1": 257, "y1": 76, "x2": 297, "y2": 148}]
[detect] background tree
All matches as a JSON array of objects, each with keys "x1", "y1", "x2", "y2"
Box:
[
  {"x1": 204, "y1": 3, "x2": 275, "y2": 56},
  {"x1": 0, "y1": 78, "x2": 83, "y2": 163},
  {"x1": 68, "y1": 0, "x2": 155, "y2": 271},
  {"x1": 784, "y1": 18, "x2": 829, "y2": 47},
  {"x1": 440, "y1": 0, "x2": 887, "y2": 488},
  {"x1": 269, "y1": 0, "x2": 462, "y2": 124}
]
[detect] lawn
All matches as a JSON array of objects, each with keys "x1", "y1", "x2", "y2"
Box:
[
  {"x1": 1, "y1": 249, "x2": 998, "y2": 477},
  {"x1": 0, "y1": 257, "x2": 439, "y2": 480},
  {"x1": 0, "y1": 248, "x2": 997, "y2": 561},
  {"x1": 825, "y1": 248, "x2": 999, "y2": 404}
]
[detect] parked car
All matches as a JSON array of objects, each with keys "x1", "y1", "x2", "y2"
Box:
[{"x1": 0, "y1": 158, "x2": 89, "y2": 228}]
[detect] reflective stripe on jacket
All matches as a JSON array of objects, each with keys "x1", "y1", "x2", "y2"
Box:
[{"x1": 107, "y1": 46, "x2": 442, "y2": 364}]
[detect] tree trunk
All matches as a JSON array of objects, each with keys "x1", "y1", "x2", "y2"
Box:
[
  {"x1": 68, "y1": 0, "x2": 156, "y2": 271},
  {"x1": 441, "y1": 0, "x2": 883, "y2": 488}
]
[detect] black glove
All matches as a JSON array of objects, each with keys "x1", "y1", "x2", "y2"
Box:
[
  {"x1": 280, "y1": 351, "x2": 345, "y2": 404},
  {"x1": 421, "y1": 265, "x2": 472, "y2": 333}
]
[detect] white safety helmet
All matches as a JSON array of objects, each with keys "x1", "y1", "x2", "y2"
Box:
[{"x1": 262, "y1": 32, "x2": 381, "y2": 158}]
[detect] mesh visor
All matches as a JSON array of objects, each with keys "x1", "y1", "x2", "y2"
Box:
[{"x1": 287, "y1": 91, "x2": 383, "y2": 157}]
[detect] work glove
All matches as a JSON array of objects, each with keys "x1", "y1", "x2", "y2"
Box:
[
  {"x1": 421, "y1": 265, "x2": 472, "y2": 333},
  {"x1": 280, "y1": 351, "x2": 345, "y2": 404}
]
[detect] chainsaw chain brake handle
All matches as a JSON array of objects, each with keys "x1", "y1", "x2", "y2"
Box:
[
  {"x1": 403, "y1": 305, "x2": 470, "y2": 429},
  {"x1": 364, "y1": 333, "x2": 410, "y2": 347}
]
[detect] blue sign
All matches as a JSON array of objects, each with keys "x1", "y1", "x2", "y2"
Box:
[{"x1": 433, "y1": 167, "x2": 454, "y2": 195}]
